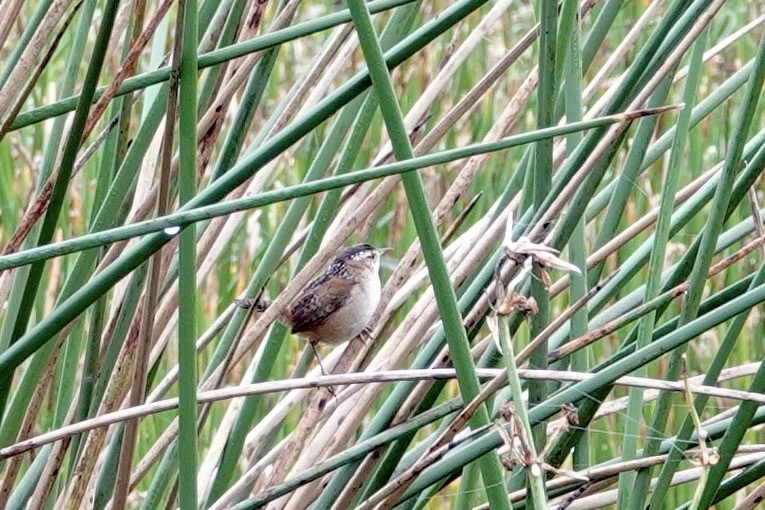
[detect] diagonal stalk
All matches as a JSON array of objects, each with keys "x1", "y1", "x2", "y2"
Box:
[
  {"x1": 344, "y1": 0, "x2": 511, "y2": 507},
  {"x1": 640, "y1": 27, "x2": 765, "y2": 508},
  {"x1": 617, "y1": 25, "x2": 708, "y2": 509}
]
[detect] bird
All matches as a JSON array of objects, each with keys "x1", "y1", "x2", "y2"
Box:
[{"x1": 236, "y1": 243, "x2": 391, "y2": 374}]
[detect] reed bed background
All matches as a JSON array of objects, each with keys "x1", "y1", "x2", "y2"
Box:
[{"x1": 0, "y1": 0, "x2": 763, "y2": 508}]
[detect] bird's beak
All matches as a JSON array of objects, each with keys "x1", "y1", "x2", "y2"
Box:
[{"x1": 378, "y1": 247, "x2": 393, "y2": 254}]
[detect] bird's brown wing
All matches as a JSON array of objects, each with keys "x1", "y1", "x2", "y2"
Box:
[{"x1": 289, "y1": 278, "x2": 355, "y2": 334}]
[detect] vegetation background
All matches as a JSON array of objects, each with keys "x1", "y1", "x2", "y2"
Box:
[{"x1": 0, "y1": 0, "x2": 763, "y2": 508}]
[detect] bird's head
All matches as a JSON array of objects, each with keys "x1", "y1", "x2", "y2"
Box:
[{"x1": 333, "y1": 243, "x2": 392, "y2": 272}]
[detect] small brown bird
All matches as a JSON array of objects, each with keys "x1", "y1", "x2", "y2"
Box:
[{"x1": 237, "y1": 243, "x2": 391, "y2": 373}]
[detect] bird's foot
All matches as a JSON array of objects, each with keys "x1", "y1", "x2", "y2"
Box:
[
  {"x1": 235, "y1": 298, "x2": 258, "y2": 309},
  {"x1": 235, "y1": 297, "x2": 270, "y2": 312},
  {"x1": 358, "y1": 327, "x2": 374, "y2": 345}
]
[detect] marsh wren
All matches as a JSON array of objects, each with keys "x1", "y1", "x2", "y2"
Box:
[{"x1": 237, "y1": 243, "x2": 391, "y2": 373}]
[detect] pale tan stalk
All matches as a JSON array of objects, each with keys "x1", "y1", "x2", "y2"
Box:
[
  {"x1": 0, "y1": 0, "x2": 73, "y2": 129},
  {"x1": 0, "y1": 0, "x2": 25, "y2": 50}
]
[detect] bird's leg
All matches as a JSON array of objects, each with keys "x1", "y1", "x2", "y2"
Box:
[
  {"x1": 310, "y1": 342, "x2": 331, "y2": 376},
  {"x1": 309, "y1": 342, "x2": 337, "y2": 397}
]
